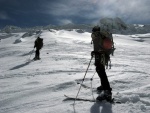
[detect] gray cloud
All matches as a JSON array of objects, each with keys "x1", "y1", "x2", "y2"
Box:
[
  {"x1": 59, "y1": 19, "x2": 73, "y2": 25},
  {"x1": 41, "y1": 0, "x2": 150, "y2": 24},
  {"x1": 93, "y1": 0, "x2": 150, "y2": 23}
]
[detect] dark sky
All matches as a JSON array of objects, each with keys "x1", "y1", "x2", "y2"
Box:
[{"x1": 0, "y1": 0, "x2": 150, "y2": 28}]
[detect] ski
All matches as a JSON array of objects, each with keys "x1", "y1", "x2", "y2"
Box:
[
  {"x1": 64, "y1": 95, "x2": 121, "y2": 104},
  {"x1": 76, "y1": 82, "x2": 91, "y2": 89},
  {"x1": 76, "y1": 82, "x2": 102, "y2": 94},
  {"x1": 76, "y1": 82, "x2": 102, "y2": 91},
  {"x1": 64, "y1": 95, "x2": 95, "y2": 102}
]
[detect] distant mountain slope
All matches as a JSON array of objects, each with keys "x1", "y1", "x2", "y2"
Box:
[{"x1": 0, "y1": 17, "x2": 150, "y2": 34}]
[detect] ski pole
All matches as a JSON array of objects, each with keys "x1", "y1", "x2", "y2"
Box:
[
  {"x1": 90, "y1": 71, "x2": 96, "y2": 102},
  {"x1": 28, "y1": 48, "x2": 35, "y2": 60},
  {"x1": 74, "y1": 56, "x2": 93, "y2": 105}
]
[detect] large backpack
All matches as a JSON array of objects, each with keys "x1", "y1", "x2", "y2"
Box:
[
  {"x1": 100, "y1": 30, "x2": 115, "y2": 55},
  {"x1": 92, "y1": 26, "x2": 115, "y2": 68}
]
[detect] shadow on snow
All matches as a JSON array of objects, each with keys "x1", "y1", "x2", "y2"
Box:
[
  {"x1": 10, "y1": 61, "x2": 31, "y2": 70},
  {"x1": 90, "y1": 102, "x2": 112, "y2": 113}
]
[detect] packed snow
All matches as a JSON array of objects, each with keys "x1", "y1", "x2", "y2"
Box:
[{"x1": 0, "y1": 29, "x2": 150, "y2": 113}]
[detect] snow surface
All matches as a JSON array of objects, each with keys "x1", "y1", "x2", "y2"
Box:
[{"x1": 0, "y1": 30, "x2": 150, "y2": 113}]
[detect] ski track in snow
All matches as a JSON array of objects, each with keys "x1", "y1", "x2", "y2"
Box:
[{"x1": 0, "y1": 30, "x2": 150, "y2": 113}]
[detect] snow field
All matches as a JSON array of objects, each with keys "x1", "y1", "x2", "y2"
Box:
[{"x1": 0, "y1": 30, "x2": 150, "y2": 113}]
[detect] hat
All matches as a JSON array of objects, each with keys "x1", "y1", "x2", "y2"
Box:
[{"x1": 92, "y1": 26, "x2": 100, "y2": 32}]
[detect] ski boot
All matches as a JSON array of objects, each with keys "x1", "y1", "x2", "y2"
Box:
[
  {"x1": 33, "y1": 56, "x2": 40, "y2": 60},
  {"x1": 96, "y1": 90, "x2": 112, "y2": 102}
]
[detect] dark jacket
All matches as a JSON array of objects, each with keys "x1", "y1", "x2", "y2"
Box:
[{"x1": 34, "y1": 37, "x2": 43, "y2": 50}]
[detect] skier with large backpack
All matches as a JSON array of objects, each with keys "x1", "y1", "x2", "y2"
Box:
[
  {"x1": 34, "y1": 37, "x2": 43, "y2": 60},
  {"x1": 91, "y1": 26, "x2": 115, "y2": 101}
]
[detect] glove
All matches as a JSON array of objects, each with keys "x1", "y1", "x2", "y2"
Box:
[{"x1": 91, "y1": 51, "x2": 95, "y2": 57}]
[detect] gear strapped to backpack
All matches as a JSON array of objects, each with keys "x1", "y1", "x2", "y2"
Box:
[{"x1": 91, "y1": 26, "x2": 115, "y2": 69}]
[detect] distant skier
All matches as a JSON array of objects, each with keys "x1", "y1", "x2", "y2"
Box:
[
  {"x1": 34, "y1": 37, "x2": 43, "y2": 60},
  {"x1": 91, "y1": 26, "x2": 114, "y2": 101}
]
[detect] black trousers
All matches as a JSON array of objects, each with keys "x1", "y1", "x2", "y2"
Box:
[
  {"x1": 35, "y1": 49, "x2": 40, "y2": 58},
  {"x1": 95, "y1": 54, "x2": 112, "y2": 91}
]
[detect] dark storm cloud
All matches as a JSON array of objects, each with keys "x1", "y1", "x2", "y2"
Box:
[
  {"x1": 39, "y1": 0, "x2": 150, "y2": 24},
  {"x1": 0, "y1": 0, "x2": 150, "y2": 27}
]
